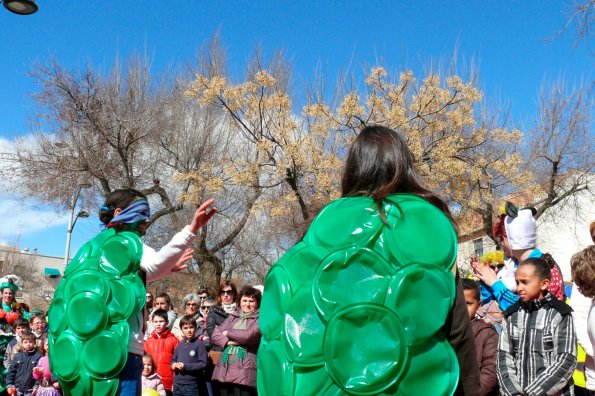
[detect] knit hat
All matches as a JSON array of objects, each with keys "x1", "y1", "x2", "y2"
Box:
[{"x1": 504, "y1": 208, "x2": 537, "y2": 250}]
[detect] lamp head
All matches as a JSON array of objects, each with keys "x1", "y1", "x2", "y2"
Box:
[{"x1": 3, "y1": 0, "x2": 38, "y2": 15}]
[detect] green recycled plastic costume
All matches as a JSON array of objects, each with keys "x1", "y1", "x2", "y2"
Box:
[
  {"x1": 258, "y1": 194, "x2": 459, "y2": 396},
  {"x1": 48, "y1": 228, "x2": 145, "y2": 396}
]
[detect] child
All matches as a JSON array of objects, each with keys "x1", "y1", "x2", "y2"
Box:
[
  {"x1": 28, "y1": 312, "x2": 47, "y2": 349},
  {"x1": 32, "y1": 339, "x2": 60, "y2": 396},
  {"x1": 142, "y1": 354, "x2": 166, "y2": 396},
  {"x1": 571, "y1": 244, "x2": 595, "y2": 394},
  {"x1": 3, "y1": 318, "x2": 29, "y2": 371},
  {"x1": 497, "y1": 257, "x2": 577, "y2": 396},
  {"x1": 144, "y1": 309, "x2": 179, "y2": 395},
  {"x1": 171, "y1": 315, "x2": 207, "y2": 396},
  {"x1": 462, "y1": 279, "x2": 499, "y2": 396},
  {"x1": 6, "y1": 332, "x2": 42, "y2": 396}
]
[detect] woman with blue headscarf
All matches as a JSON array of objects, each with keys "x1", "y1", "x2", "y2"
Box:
[{"x1": 49, "y1": 188, "x2": 217, "y2": 396}]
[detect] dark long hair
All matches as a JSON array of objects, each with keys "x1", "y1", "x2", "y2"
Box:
[
  {"x1": 98, "y1": 188, "x2": 147, "y2": 226},
  {"x1": 341, "y1": 125, "x2": 454, "y2": 224}
]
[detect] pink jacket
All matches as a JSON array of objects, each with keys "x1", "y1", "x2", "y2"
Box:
[
  {"x1": 211, "y1": 309, "x2": 261, "y2": 388},
  {"x1": 142, "y1": 372, "x2": 166, "y2": 396},
  {"x1": 32, "y1": 356, "x2": 52, "y2": 380}
]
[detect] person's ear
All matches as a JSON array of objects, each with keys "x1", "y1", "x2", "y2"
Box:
[
  {"x1": 541, "y1": 278, "x2": 550, "y2": 291},
  {"x1": 114, "y1": 208, "x2": 123, "y2": 217}
]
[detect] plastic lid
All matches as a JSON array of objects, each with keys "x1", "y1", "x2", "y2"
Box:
[
  {"x1": 313, "y1": 247, "x2": 393, "y2": 320},
  {"x1": 323, "y1": 303, "x2": 407, "y2": 395},
  {"x1": 64, "y1": 270, "x2": 111, "y2": 303},
  {"x1": 385, "y1": 264, "x2": 455, "y2": 346},
  {"x1": 256, "y1": 340, "x2": 294, "y2": 396},
  {"x1": 51, "y1": 331, "x2": 82, "y2": 381},
  {"x1": 99, "y1": 233, "x2": 142, "y2": 276},
  {"x1": 391, "y1": 337, "x2": 459, "y2": 396},
  {"x1": 47, "y1": 297, "x2": 67, "y2": 335},
  {"x1": 91, "y1": 378, "x2": 119, "y2": 396},
  {"x1": 282, "y1": 283, "x2": 325, "y2": 366},
  {"x1": 259, "y1": 265, "x2": 292, "y2": 340},
  {"x1": 83, "y1": 329, "x2": 127, "y2": 378},
  {"x1": 107, "y1": 278, "x2": 136, "y2": 322},
  {"x1": 276, "y1": 243, "x2": 330, "y2": 291},
  {"x1": 383, "y1": 195, "x2": 457, "y2": 269},
  {"x1": 66, "y1": 291, "x2": 108, "y2": 340},
  {"x1": 304, "y1": 197, "x2": 383, "y2": 249}
]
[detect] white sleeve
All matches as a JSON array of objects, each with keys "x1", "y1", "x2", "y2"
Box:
[
  {"x1": 570, "y1": 284, "x2": 594, "y2": 357},
  {"x1": 141, "y1": 226, "x2": 197, "y2": 283}
]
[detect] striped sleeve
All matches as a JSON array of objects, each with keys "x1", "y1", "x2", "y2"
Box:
[
  {"x1": 497, "y1": 317, "x2": 524, "y2": 396},
  {"x1": 524, "y1": 313, "x2": 577, "y2": 396}
]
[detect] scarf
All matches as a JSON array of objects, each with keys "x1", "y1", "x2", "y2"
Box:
[
  {"x1": 222, "y1": 311, "x2": 252, "y2": 365},
  {"x1": 222, "y1": 303, "x2": 236, "y2": 314},
  {"x1": 106, "y1": 199, "x2": 150, "y2": 228}
]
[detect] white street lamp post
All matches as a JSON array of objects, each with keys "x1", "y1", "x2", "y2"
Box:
[{"x1": 63, "y1": 183, "x2": 91, "y2": 266}]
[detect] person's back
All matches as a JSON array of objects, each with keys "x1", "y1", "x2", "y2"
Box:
[
  {"x1": 463, "y1": 279, "x2": 499, "y2": 396},
  {"x1": 497, "y1": 258, "x2": 576, "y2": 396},
  {"x1": 145, "y1": 310, "x2": 179, "y2": 393}
]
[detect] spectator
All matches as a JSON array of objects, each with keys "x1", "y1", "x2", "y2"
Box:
[
  {"x1": 3, "y1": 318, "x2": 29, "y2": 371},
  {"x1": 462, "y1": 279, "x2": 499, "y2": 396},
  {"x1": 171, "y1": 316, "x2": 207, "y2": 396},
  {"x1": 32, "y1": 338, "x2": 61, "y2": 396},
  {"x1": 206, "y1": 282, "x2": 238, "y2": 352},
  {"x1": 571, "y1": 244, "x2": 595, "y2": 395},
  {"x1": 497, "y1": 257, "x2": 576, "y2": 395},
  {"x1": 6, "y1": 331, "x2": 41, "y2": 396},
  {"x1": 211, "y1": 286, "x2": 261, "y2": 396},
  {"x1": 144, "y1": 309, "x2": 179, "y2": 395},
  {"x1": 171, "y1": 294, "x2": 207, "y2": 345},
  {"x1": 147, "y1": 293, "x2": 178, "y2": 334},
  {"x1": 142, "y1": 354, "x2": 166, "y2": 396},
  {"x1": 196, "y1": 289, "x2": 211, "y2": 320}
]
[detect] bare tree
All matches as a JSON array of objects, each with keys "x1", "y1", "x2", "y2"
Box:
[{"x1": 527, "y1": 80, "x2": 594, "y2": 219}]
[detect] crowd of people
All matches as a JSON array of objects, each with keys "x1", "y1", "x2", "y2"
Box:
[
  {"x1": 1, "y1": 124, "x2": 594, "y2": 396},
  {"x1": 142, "y1": 282, "x2": 262, "y2": 396}
]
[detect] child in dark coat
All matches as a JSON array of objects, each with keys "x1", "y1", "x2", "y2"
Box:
[
  {"x1": 463, "y1": 279, "x2": 499, "y2": 396},
  {"x1": 171, "y1": 316, "x2": 207, "y2": 396},
  {"x1": 6, "y1": 332, "x2": 42, "y2": 396}
]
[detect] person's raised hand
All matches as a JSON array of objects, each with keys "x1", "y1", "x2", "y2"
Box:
[
  {"x1": 472, "y1": 260, "x2": 498, "y2": 287},
  {"x1": 171, "y1": 248, "x2": 193, "y2": 273},
  {"x1": 189, "y1": 199, "x2": 217, "y2": 234}
]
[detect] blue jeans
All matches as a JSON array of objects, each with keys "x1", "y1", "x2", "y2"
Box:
[
  {"x1": 116, "y1": 353, "x2": 143, "y2": 396},
  {"x1": 173, "y1": 383, "x2": 199, "y2": 396}
]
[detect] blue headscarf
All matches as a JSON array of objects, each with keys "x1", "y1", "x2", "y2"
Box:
[{"x1": 106, "y1": 199, "x2": 151, "y2": 228}]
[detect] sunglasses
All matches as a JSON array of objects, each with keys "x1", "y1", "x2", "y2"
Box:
[
  {"x1": 201, "y1": 306, "x2": 212, "y2": 311},
  {"x1": 220, "y1": 290, "x2": 234, "y2": 296},
  {"x1": 185, "y1": 302, "x2": 198, "y2": 307},
  {"x1": 489, "y1": 264, "x2": 505, "y2": 271},
  {"x1": 198, "y1": 295, "x2": 208, "y2": 299}
]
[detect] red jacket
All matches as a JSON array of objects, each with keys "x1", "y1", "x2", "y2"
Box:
[{"x1": 144, "y1": 328, "x2": 179, "y2": 391}]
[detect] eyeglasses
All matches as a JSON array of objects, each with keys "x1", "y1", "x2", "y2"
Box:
[
  {"x1": 185, "y1": 303, "x2": 198, "y2": 307},
  {"x1": 201, "y1": 306, "x2": 212, "y2": 311},
  {"x1": 220, "y1": 290, "x2": 234, "y2": 296},
  {"x1": 198, "y1": 295, "x2": 208, "y2": 299}
]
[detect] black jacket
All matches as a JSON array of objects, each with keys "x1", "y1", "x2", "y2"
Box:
[
  {"x1": 6, "y1": 349, "x2": 42, "y2": 391},
  {"x1": 205, "y1": 306, "x2": 228, "y2": 352}
]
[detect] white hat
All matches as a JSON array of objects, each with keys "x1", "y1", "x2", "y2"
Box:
[{"x1": 504, "y1": 208, "x2": 537, "y2": 250}]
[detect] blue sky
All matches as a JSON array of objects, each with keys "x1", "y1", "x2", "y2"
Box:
[{"x1": 0, "y1": 1, "x2": 592, "y2": 257}]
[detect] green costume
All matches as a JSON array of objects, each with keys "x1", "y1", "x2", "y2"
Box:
[
  {"x1": 258, "y1": 194, "x2": 459, "y2": 395},
  {"x1": 48, "y1": 228, "x2": 145, "y2": 396}
]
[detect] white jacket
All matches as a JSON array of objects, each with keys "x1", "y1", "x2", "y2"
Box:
[{"x1": 571, "y1": 284, "x2": 595, "y2": 390}]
